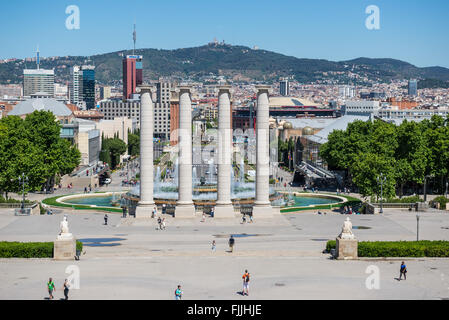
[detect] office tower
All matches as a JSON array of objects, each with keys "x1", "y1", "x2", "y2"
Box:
[
  {"x1": 70, "y1": 65, "x2": 95, "y2": 109},
  {"x1": 81, "y1": 65, "x2": 95, "y2": 109},
  {"x1": 123, "y1": 55, "x2": 143, "y2": 100},
  {"x1": 70, "y1": 66, "x2": 82, "y2": 104},
  {"x1": 23, "y1": 69, "x2": 55, "y2": 97},
  {"x1": 279, "y1": 78, "x2": 289, "y2": 96},
  {"x1": 123, "y1": 25, "x2": 143, "y2": 100},
  {"x1": 408, "y1": 79, "x2": 418, "y2": 96}
]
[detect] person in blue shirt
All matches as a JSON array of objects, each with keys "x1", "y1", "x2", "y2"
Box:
[
  {"x1": 175, "y1": 285, "x2": 183, "y2": 300},
  {"x1": 399, "y1": 261, "x2": 407, "y2": 280}
]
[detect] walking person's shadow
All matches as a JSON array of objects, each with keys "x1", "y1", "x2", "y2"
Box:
[{"x1": 236, "y1": 291, "x2": 245, "y2": 296}]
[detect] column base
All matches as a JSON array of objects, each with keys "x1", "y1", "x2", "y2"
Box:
[
  {"x1": 135, "y1": 202, "x2": 154, "y2": 218},
  {"x1": 175, "y1": 204, "x2": 196, "y2": 218},
  {"x1": 214, "y1": 204, "x2": 236, "y2": 218},
  {"x1": 252, "y1": 205, "x2": 274, "y2": 218}
]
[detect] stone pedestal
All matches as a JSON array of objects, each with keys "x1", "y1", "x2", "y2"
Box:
[
  {"x1": 214, "y1": 205, "x2": 236, "y2": 218},
  {"x1": 175, "y1": 204, "x2": 196, "y2": 218},
  {"x1": 335, "y1": 237, "x2": 358, "y2": 260},
  {"x1": 252, "y1": 205, "x2": 274, "y2": 218},
  {"x1": 135, "y1": 204, "x2": 153, "y2": 218},
  {"x1": 54, "y1": 238, "x2": 76, "y2": 260}
]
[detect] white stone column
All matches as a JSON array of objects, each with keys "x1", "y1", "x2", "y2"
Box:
[
  {"x1": 135, "y1": 85, "x2": 155, "y2": 218},
  {"x1": 175, "y1": 86, "x2": 195, "y2": 218},
  {"x1": 253, "y1": 85, "x2": 274, "y2": 218},
  {"x1": 214, "y1": 85, "x2": 234, "y2": 218}
]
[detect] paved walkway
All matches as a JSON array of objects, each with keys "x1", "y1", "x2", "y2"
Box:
[{"x1": 1, "y1": 206, "x2": 449, "y2": 299}]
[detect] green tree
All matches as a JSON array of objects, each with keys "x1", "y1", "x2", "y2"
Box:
[{"x1": 0, "y1": 111, "x2": 80, "y2": 198}]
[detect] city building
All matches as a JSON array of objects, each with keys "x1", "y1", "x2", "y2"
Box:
[
  {"x1": 122, "y1": 55, "x2": 142, "y2": 100},
  {"x1": 279, "y1": 78, "x2": 290, "y2": 96},
  {"x1": 338, "y1": 86, "x2": 355, "y2": 98},
  {"x1": 99, "y1": 99, "x2": 141, "y2": 123},
  {"x1": 154, "y1": 81, "x2": 172, "y2": 139},
  {"x1": 70, "y1": 65, "x2": 96, "y2": 109},
  {"x1": 408, "y1": 79, "x2": 418, "y2": 96},
  {"x1": 70, "y1": 66, "x2": 82, "y2": 105},
  {"x1": 233, "y1": 97, "x2": 338, "y2": 130},
  {"x1": 0, "y1": 84, "x2": 22, "y2": 99},
  {"x1": 100, "y1": 86, "x2": 112, "y2": 100},
  {"x1": 81, "y1": 65, "x2": 95, "y2": 109},
  {"x1": 23, "y1": 69, "x2": 55, "y2": 97},
  {"x1": 343, "y1": 100, "x2": 380, "y2": 116}
]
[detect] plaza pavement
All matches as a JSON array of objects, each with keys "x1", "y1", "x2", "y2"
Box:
[{"x1": 0, "y1": 205, "x2": 449, "y2": 300}]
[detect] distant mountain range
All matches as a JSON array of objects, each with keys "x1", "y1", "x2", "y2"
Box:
[{"x1": 1, "y1": 43, "x2": 449, "y2": 86}]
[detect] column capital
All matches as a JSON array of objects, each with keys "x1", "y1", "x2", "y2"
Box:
[
  {"x1": 136, "y1": 85, "x2": 154, "y2": 95},
  {"x1": 217, "y1": 84, "x2": 232, "y2": 92},
  {"x1": 255, "y1": 85, "x2": 271, "y2": 94},
  {"x1": 177, "y1": 85, "x2": 192, "y2": 94}
]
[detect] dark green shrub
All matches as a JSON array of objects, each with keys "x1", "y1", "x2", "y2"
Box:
[
  {"x1": 0, "y1": 241, "x2": 84, "y2": 258},
  {"x1": 326, "y1": 240, "x2": 336, "y2": 252},
  {"x1": 384, "y1": 196, "x2": 423, "y2": 203},
  {"x1": 0, "y1": 242, "x2": 53, "y2": 258},
  {"x1": 432, "y1": 196, "x2": 448, "y2": 210},
  {"x1": 324, "y1": 240, "x2": 449, "y2": 257}
]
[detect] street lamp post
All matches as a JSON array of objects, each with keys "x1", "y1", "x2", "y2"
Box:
[
  {"x1": 18, "y1": 173, "x2": 29, "y2": 214},
  {"x1": 377, "y1": 173, "x2": 386, "y2": 214},
  {"x1": 416, "y1": 213, "x2": 420, "y2": 241}
]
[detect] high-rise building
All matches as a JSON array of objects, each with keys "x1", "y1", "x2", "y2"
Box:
[
  {"x1": 122, "y1": 55, "x2": 143, "y2": 100},
  {"x1": 81, "y1": 65, "x2": 95, "y2": 109},
  {"x1": 279, "y1": 78, "x2": 289, "y2": 96},
  {"x1": 70, "y1": 65, "x2": 96, "y2": 109},
  {"x1": 408, "y1": 79, "x2": 418, "y2": 96},
  {"x1": 70, "y1": 66, "x2": 82, "y2": 105},
  {"x1": 23, "y1": 69, "x2": 55, "y2": 97}
]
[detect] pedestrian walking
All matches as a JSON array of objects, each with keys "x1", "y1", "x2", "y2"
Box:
[
  {"x1": 157, "y1": 216, "x2": 162, "y2": 230},
  {"x1": 249, "y1": 213, "x2": 253, "y2": 223},
  {"x1": 242, "y1": 214, "x2": 246, "y2": 224},
  {"x1": 211, "y1": 240, "x2": 216, "y2": 252},
  {"x1": 399, "y1": 261, "x2": 407, "y2": 280},
  {"x1": 175, "y1": 285, "x2": 183, "y2": 300},
  {"x1": 242, "y1": 270, "x2": 250, "y2": 296},
  {"x1": 152, "y1": 206, "x2": 157, "y2": 219},
  {"x1": 47, "y1": 277, "x2": 56, "y2": 300},
  {"x1": 229, "y1": 235, "x2": 235, "y2": 253},
  {"x1": 201, "y1": 213, "x2": 206, "y2": 222},
  {"x1": 63, "y1": 279, "x2": 70, "y2": 300},
  {"x1": 161, "y1": 218, "x2": 166, "y2": 230},
  {"x1": 104, "y1": 214, "x2": 108, "y2": 225}
]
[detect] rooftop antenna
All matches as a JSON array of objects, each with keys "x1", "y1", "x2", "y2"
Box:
[
  {"x1": 133, "y1": 22, "x2": 137, "y2": 55},
  {"x1": 36, "y1": 45, "x2": 40, "y2": 70}
]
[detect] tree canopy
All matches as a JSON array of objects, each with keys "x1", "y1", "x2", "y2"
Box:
[
  {"x1": 320, "y1": 115, "x2": 449, "y2": 198},
  {"x1": 0, "y1": 111, "x2": 80, "y2": 197}
]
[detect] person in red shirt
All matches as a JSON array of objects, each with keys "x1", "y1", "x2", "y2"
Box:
[{"x1": 242, "y1": 270, "x2": 250, "y2": 296}]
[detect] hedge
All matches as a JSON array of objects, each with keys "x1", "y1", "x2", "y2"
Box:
[
  {"x1": 325, "y1": 240, "x2": 449, "y2": 257},
  {"x1": 0, "y1": 241, "x2": 83, "y2": 258}
]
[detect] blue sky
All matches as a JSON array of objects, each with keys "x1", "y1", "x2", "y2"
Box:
[{"x1": 1, "y1": 0, "x2": 448, "y2": 67}]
